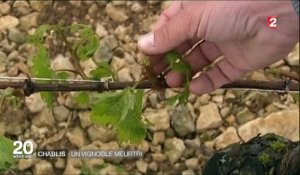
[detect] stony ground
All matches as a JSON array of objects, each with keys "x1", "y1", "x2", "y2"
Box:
[{"x1": 0, "y1": 1, "x2": 299, "y2": 175}]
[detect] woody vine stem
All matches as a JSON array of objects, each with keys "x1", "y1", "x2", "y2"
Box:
[
  {"x1": 0, "y1": 78, "x2": 298, "y2": 97},
  {"x1": 0, "y1": 25, "x2": 298, "y2": 96}
]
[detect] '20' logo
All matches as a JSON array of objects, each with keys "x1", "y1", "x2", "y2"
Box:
[{"x1": 13, "y1": 140, "x2": 34, "y2": 156}]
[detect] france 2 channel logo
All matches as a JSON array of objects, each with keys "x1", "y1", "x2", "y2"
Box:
[
  {"x1": 12, "y1": 140, "x2": 35, "y2": 159},
  {"x1": 267, "y1": 16, "x2": 277, "y2": 29}
]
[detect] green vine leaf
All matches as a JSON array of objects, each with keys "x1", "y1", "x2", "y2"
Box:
[
  {"x1": 31, "y1": 44, "x2": 56, "y2": 109},
  {"x1": 3, "y1": 88, "x2": 14, "y2": 96},
  {"x1": 171, "y1": 62, "x2": 191, "y2": 74},
  {"x1": 166, "y1": 88, "x2": 190, "y2": 106},
  {"x1": 56, "y1": 72, "x2": 69, "y2": 80},
  {"x1": 27, "y1": 24, "x2": 52, "y2": 44},
  {"x1": 70, "y1": 24, "x2": 99, "y2": 61},
  {"x1": 0, "y1": 136, "x2": 16, "y2": 172},
  {"x1": 76, "y1": 35, "x2": 99, "y2": 61},
  {"x1": 91, "y1": 88, "x2": 146, "y2": 143},
  {"x1": 164, "y1": 50, "x2": 182, "y2": 64},
  {"x1": 90, "y1": 62, "x2": 115, "y2": 80},
  {"x1": 164, "y1": 50, "x2": 192, "y2": 105},
  {"x1": 31, "y1": 44, "x2": 54, "y2": 79},
  {"x1": 74, "y1": 92, "x2": 90, "y2": 106}
]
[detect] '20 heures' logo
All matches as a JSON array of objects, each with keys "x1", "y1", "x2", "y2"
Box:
[{"x1": 13, "y1": 140, "x2": 34, "y2": 159}]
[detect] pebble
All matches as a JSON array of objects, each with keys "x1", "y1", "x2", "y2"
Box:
[
  {"x1": 161, "y1": 1, "x2": 173, "y2": 10},
  {"x1": 13, "y1": 1, "x2": 31, "y2": 15},
  {"x1": 94, "y1": 35, "x2": 118, "y2": 62},
  {"x1": 213, "y1": 109, "x2": 299, "y2": 149},
  {"x1": 53, "y1": 105, "x2": 70, "y2": 122},
  {"x1": 78, "y1": 111, "x2": 92, "y2": 128},
  {"x1": 236, "y1": 107, "x2": 255, "y2": 124},
  {"x1": 0, "y1": 15, "x2": 19, "y2": 31},
  {"x1": 130, "y1": 64, "x2": 143, "y2": 80},
  {"x1": 32, "y1": 109, "x2": 55, "y2": 127},
  {"x1": 18, "y1": 158, "x2": 39, "y2": 171},
  {"x1": 100, "y1": 142, "x2": 123, "y2": 163},
  {"x1": 0, "y1": 51, "x2": 7, "y2": 64},
  {"x1": 164, "y1": 137, "x2": 186, "y2": 164},
  {"x1": 185, "y1": 158, "x2": 199, "y2": 170},
  {"x1": 114, "y1": 25, "x2": 128, "y2": 41},
  {"x1": 82, "y1": 158, "x2": 105, "y2": 171},
  {"x1": 63, "y1": 158, "x2": 82, "y2": 175},
  {"x1": 30, "y1": 1, "x2": 49, "y2": 12},
  {"x1": 152, "y1": 131, "x2": 166, "y2": 145},
  {"x1": 148, "y1": 162, "x2": 158, "y2": 171},
  {"x1": 0, "y1": 39, "x2": 17, "y2": 52},
  {"x1": 151, "y1": 153, "x2": 167, "y2": 163},
  {"x1": 96, "y1": 1, "x2": 107, "y2": 7},
  {"x1": 285, "y1": 43, "x2": 299, "y2": 66},
  {"x1": 111, "y1": 57, "x2": 127, "y2": 71},
  {"x1": 142, "y1": 16, "x2": 159, "y2": 32},
  {"x1": 150, "y1": 144, "x2": 162, "y2": 153},
  {"x1": 33, "y1": 160, "x2": 54, "y2": 175},
  {"x1": 103, "y1": 35, "x2": 119, "y2": 50},
  {"x1": 117, "y1": 67, "x2": 133, "y2": 81},
  {"x1": 88, "y1": 3, "x2": 98, "y2": 15},
  {"x1": 250, "y1": 71, "x2": 269, "y2": 81},
  {"x1": 25, "y1": 93, "x2": 47, "y2": 113},
  {"x1": 144, "y1": 108, "x2": 170, "y2": 131},
  {"x1": 95, "y1": 23, "x2": 108, "y2": 38},
  {"x1": 19, "y1": 12, "x2": 39, "y2": 30},
  {"x1": 225, "y1": 114, "x2": 236, "y2": 125},
  {"x1": 66, "y1": 127, "x2": 87, "y2": 148},
  {"x1": 80, "y1": 59, "x2": 97, "y2": 77},
  {"x1": 54, "y1": 158, "x2": 65, "y2": 169},
  {"x1": 184, "y1": 138, "x2": 201, "y2": 149},
  {"x1": 136, "y1": 160, "x2": 148, "y2": 173},
  {"x1": 137, "y1": 140, "x2": 150, "y2": 153},
  {"x1": 87, "y1": 125, "x2": 116, "y2": 142},
  {"x1": 0, "y1": 3, "x2": 11, "y2": 14},
  {"x1": 0, "y1": 64, "x2": 5, "y2": 73},
  {"x1": 220, "y1": 107, "x2": 230, "y2": 118},
  {"x1": 51, "y1": 54, "x2": 74, "y2": 72},
  {"x1": 196, "y1": 102, "x2": 222, "y2": 131},
  {"x1": 224, "y1": 91, "x2": 236, "y2": 100},
  {"x1": 147, "y1": 1, "x2": 160, "y2": 5},
  {"x1": 148, "y1": 93, "x2": 159, "y2": 108},
  {"x1": 131, "y1": 2, "x2": 144, "y2": 13},
  {"x1": 212, "y1": 95, "x2": 224, "y2": 104},
  {"x1": 182, "y1": 169, "x2": 196, "y2": 175},
  {"x1": 7, "y1": 50, "x2": 19, "y2": 61},
  {"x1": 211, "y1": 89, "x2": 225, "y2": 95},
  {"x1": 111, "y1": 1, "x2": 127, "y2": 6},
  {"x1": 105, "y1": 3, "x2": 128, "y2": 22},
  {"x1": 5, "y1": 114, "x2": 26, "y2": 135},
  {"x1": 194, "y1": 94, "x2": 210, "y2": 108},
  {"x1": 169, "y1": 105, "x2": 195, "y2": 137}
]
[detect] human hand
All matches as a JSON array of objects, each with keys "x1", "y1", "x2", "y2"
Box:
[{"x1": 138, "y1": 1, "x2": 299, "y2": 95}]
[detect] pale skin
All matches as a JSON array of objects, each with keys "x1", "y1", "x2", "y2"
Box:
[{"x1": 138, "y1": 1, "x2": 299, "y2": 95}]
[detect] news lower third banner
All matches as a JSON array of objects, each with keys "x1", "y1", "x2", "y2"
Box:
[{"x1": 13, "y1": 150, "x2": 144, "y2": 159}]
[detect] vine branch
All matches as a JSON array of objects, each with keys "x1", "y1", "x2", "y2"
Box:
[
  {"x1": 0, "y1": 79, "x2": 298, "y2": 96},
  {"x1": 57, "y1": 28, "x2": 89, "y2": 80}
]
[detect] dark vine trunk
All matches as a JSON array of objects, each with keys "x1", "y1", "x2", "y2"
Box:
[{"x1": 203, "y1": 133, "x2": 299, "y2": 175}]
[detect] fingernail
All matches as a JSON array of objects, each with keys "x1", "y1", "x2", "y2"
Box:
[{"x1": 138, "y1": 32, "x2": 154, "y2": 50}]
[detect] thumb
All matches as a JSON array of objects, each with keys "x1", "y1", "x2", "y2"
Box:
[{"x1": 138, "y1": 9, "x2": 198, "y2": 55}]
